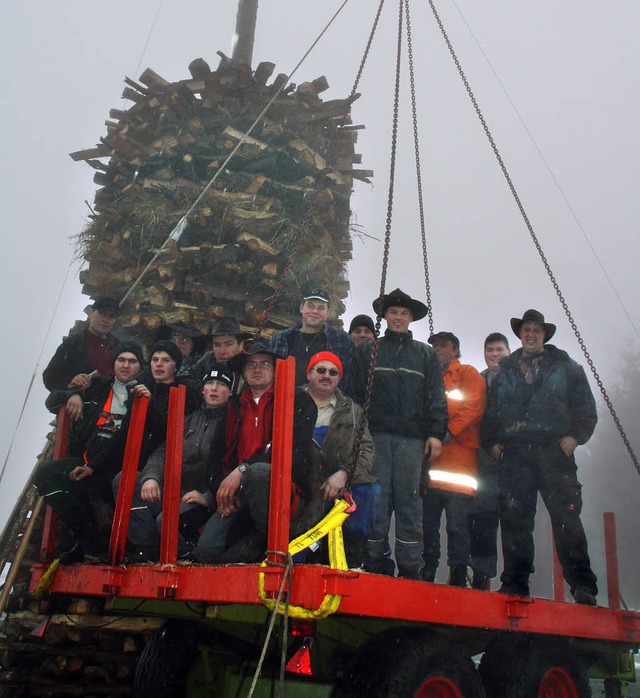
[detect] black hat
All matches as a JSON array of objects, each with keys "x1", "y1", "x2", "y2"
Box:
[
  {"x1": 229, "y1": 339, "x2": 285, "y2": 372},
  {"x1": 210, "y1": 315, "x2": 250, "y2": 339},
  {"x1": 202, "y1": 363, "x2": 235, "y2": 391},
  {"x1": 348, "y1": 314, "x2": 375, "y2": 335},
  {"x1": 303, "y1": 288, "x2": 330, "y2": 304},
  {"x1": 149, "y1": 340, "x2": 182, "y2": 370},
  {"x1": 510, "y1": 309, "x2": 556, "y2": 343},
  {"x1": 372, "y1": 288, "x2": 428, "y2": 322},
  {"x1": 165, "y1": 321, "x2": 201, "y2": 339},
  {"x1": 92, "y1": 297, "x2": 120, "y2": 314},
  {"x1": 113, "y1": 340, "x2": 144, "y2": 367},
  {"x1": 428, "y1": 331, "x2": 460, "y2": 348}
]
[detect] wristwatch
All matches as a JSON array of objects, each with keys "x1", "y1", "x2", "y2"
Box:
[{"x1": 238, "y1": 463, "x2": 248, "y2": 474}]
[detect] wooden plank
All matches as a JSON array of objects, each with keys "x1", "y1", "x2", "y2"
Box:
[{"x1": 69, "y1": 145, "x2": 111, "y2": 162}]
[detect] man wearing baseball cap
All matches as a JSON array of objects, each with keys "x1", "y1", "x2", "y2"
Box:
[
  {"x1": 482, "y1": 309, "x2": 598, "y2": 604},
  {"x1": 349, "y1": 288, "x2": 448, "y2": 579},
  {"x1": 270, "y1": 288, "x2": 354, "y2": 386}
]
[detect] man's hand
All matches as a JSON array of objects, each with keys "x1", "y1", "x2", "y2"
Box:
[
  {"x1": 69, "y1": 465, "x2": 94, "y2": 482},
  {"x1": 425, "y1": 437, "x2": 443, "y2": 461},
  {"x1": 559, "y1": 436, "x2": 578, "y2": 457},
  {"x1": 490, "y1": 444, "x2": 504, "y2": 463},
  {"x1": 216, "y1": 469, "x2": 243, "y2": 517},
  {"x1": 131, "y1": 384, "x2": 151, "y2": 399},
  {"x1": 70, "y1": 373, "x2": 91, "y2": 388},
  {"x1": 321, "y1": 469, "x2": 348, "y2": 501},
  {"x1": 141, "y1": 479, "x2": 161, "y2": 502},
  {"x1": 182, "y1": 490, "x2": 208, "y2": 507},
  {"x1": 65, "y1": 394, "x2": 84, "y2": 421}
]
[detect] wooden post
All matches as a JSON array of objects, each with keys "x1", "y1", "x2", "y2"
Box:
[{"x1": 232, "y1": 0, "x2": 259, "y2": 67}]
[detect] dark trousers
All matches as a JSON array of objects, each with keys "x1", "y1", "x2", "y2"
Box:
[{"x1": 499, "y1": 441, "x2": 597, "y2": 595}]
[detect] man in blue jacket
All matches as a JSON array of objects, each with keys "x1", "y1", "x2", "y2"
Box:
[
  {"x1": 349, "y1": 288, "x2": 448, "y2": 579},
  {"x1": 482, "y1": 309, "x2": 598, "y2": 605}
]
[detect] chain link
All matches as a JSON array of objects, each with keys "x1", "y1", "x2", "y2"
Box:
[
  {"x1": 427, "y1": 0, "x2": 640, "y2": 475},
  {"x1": 404, "y1": 0, "x2": 434, "y2": 336}
]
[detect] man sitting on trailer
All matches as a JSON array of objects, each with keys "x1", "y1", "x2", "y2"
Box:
[
  {"x1": 193, "y1": 341, "x2": 317, "y2": 564},
  {"x1": 304, "y1": 351, "x2": 378, "y2": 569},
  {"x1": 120, "y1": 365, "x2": 233, "y2": 560},
  {"x1": 349, "y1": 288, "x2": 448, "y2": 580},
  {"x1": 482, "y1": 309, "x2": 598, "y2": 605},
  {"x1": 269, "y1": 288, "x2": 354, "y2": 387},
  {"x1": 33, "y1": 341, "x2": 144, "y2": 562},
  {"x1": 42, "y1": 297, "x2": 121, "y2": 392},
  {"x1": 422, "y1": 332, "x2": 486, "y2": 587}
]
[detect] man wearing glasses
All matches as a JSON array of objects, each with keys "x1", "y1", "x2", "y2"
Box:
[{"x1": 193, "y1": 340, "x2": 316, "y2": 563}]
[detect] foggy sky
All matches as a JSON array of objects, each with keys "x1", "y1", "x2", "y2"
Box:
[{"x1": 1, "y1": 1, "x2": 638, "y2": 597}]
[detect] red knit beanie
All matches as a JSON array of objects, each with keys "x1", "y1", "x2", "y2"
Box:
[{"x1": 306, "y1": 351, "x2": 343, "y2": 377}]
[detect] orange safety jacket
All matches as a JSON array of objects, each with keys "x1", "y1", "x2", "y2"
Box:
[{"x1": 429, "y1": 358, "x2": 486, "y2": 496}]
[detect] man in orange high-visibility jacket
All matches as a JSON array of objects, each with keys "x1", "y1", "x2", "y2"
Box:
[{"x1": 422, "y1": 332, "x2": 486, "y2": 587}]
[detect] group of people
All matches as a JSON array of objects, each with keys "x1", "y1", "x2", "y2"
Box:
[{"x1": 34, "y1": 287, "x2": 599, "y2": 605}]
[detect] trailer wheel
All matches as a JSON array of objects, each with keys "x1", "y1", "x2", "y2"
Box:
[
  {"x1": 335, "y1": 629, "x2": 484, "y2": 698},
  {"x1": 132, "y1": 621, "x2": 198, "y2": 698},
  {"x1": 479, "y1": 636, "x2": 591, "y2": 698}
]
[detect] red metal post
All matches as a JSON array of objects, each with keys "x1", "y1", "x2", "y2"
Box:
[
  {"x1": 266, "y1": 357, "x2": 295, "y2": 564},
  {"x1": 604, "y1": 512, "x2": 621, "y2": 610},
  {"x1": 159, "y1": 385, "x2": 186, "y2": 565},
  {"x1": 552, "y1": 534, "x2": 566, "y2": 602},
  {"x1": 40, "y1": 407, "x2": 71, "y2": 563},
  {"x1": 109, "y1": 396, "x2": 150, "y2": 565}
]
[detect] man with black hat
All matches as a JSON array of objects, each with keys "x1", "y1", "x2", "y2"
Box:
[
  {"x1": 482, "y1": 309, "x2": 598, "y2": 604},
  {"x1": 422, "y1": 331, "x2": 486, "y2": 587},
  {"x1": 193, "y1": 341, "x2": 317, "y2": 563},
  {"x1": 270, "y1": 288, "x2": 354, "y2": 386},
  {"x1": 43, "y1": 297, "x2": 121, "y2": 391},
  {"x1": 186, "y1": 315, "x2": 248, "y2": 392},
  {"x1": 349, "y1": 288, "x2": 448, "y2": 579},
  {"x1": 33, "y1": 340, "x2": 144, "y2": 562},
  {"x1": 348, "y1": 314, "x2": 376, "y2": 347}
]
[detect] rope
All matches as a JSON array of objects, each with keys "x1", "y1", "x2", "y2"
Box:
[
  {"x1": 427, "y1": 0, "x2": 640, "y2": 475},
  {"x1": 119, "y1": 0, "x2": 352, "y2": 309}
]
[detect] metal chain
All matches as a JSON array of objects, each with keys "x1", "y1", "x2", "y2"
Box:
[
  {"x1": 404, "y1": 0, "x2": 434, "y2": 336},
  {"x1": 348, "y1": 0, "x2": 404, "y2": 484},
  {"x1": 350, "y1": 0, "x2": 387, "y2": 97},
  {"x1": 427, "y1": 0, "x2": 640, "y2": 475}
]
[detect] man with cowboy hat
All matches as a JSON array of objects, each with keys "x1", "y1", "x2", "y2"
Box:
[
  {"x1": 349, "y1": 288, "x2": 448, "y2": 579},
  {"x1": 482, "y1": 309, "x2": 598, "y2": 604}
]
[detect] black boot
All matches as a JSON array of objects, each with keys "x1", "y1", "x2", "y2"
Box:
[
  {"x1": 422, "y1": 567, "x2": 437, "y2": 583},
  {"x1": 58, "y1": 507, "x2": 99, "y2": 564},
  {"x1": 472, "y1": 572, "x2": 491, "y2": 590},
  {"x1": 449, "y1": 564, "x2": 469, "y2": 588}
]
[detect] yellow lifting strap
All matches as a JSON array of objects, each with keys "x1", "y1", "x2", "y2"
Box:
[
  {"x1": 32, "y1": 558, "x2": 60, "y2": 600},
  {"x1": 258, "y1": 497, "x2": 352, "y2": 620}
]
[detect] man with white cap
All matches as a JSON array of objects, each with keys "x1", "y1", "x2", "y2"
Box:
[{"x1": 482, "y1": 309, "x2": 598, "y2": 604}]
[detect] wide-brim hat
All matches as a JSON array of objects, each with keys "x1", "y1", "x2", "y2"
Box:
[
  {"x1": 210, "y1": 315, "x2": 251, "y2": 340},
  {"x1": 372, "y1": 288, "x2": 428, "y2": 322},
  {"x1": 510, "y1": 309, "x2": 556, "y2": 342},
  {"x1": 164, "y1": 321, "x2": 201, "y2": 338},
  {"x1": 228, "y1": 339, "x2": 285, "y2": 372}
]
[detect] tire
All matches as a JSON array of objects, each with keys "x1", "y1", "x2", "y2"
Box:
[
  {"x1": 479, "y1": 636, "x2": 592, "y2": 698},
  {"x1": 335, "y1": 628, "x2": 485, "y2": 698},
  {"x1": 132, "y1": 621, "x2": 198, "y2": 698}
]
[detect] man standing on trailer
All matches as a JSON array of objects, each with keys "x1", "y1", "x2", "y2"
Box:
[
  {"x1": 422, "y1": 331, "x2": 486, "y2": 587},
  {"x1": 468, "y1": 332, "x2": 510, "y2": 590},
  {"x1": 349, "y1": 288, "x2": 448, "y2": 579},
  {"x1": 348, "y1": 314, "x2": 376, "y2": 347},
  {"x1": 482, "y1": 309, "x2": 598, "y2": 604},
  {"x1": 270, "y1": 289, "x2": 354, "y2": 386}
]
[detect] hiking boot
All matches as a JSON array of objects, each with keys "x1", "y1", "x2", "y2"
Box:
[
  {"x1": 498, "y1": 582, "x2": 530, "y2": 598},
  {"x1": 573, "y1": 589, "x2": 597, "y2": 606},
  {"x1": 472, "y1": 572, "x2": 491, "y2": 590},
  {"x1": 422, "y1": 567, "x2": 437, "y2": 583},
  {"x1": 449, "y1": 565, "x2": 468, "y2": 588},
  {"x1": 58, "y1": 540, "x2": 88, "y2": 564}
]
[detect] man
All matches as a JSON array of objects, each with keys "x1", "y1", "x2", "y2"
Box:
[
  {"x1": 348, "y1": 314, "x2": 376, "y2": 347},
  {"x1": 482, "y1": 309, "x2": 598, "y2": 605},
  {"x1": 270, "y1": 289, "x2": 354, "y2": 386},
  {"x1": 193, "y1": 341, "x2": 317, "y2": 563},
  {"x1": 43, "y1": 297, "x2": 120, "y2": 391},
  {"x1": 349, "y1": 288, "x2": 448, "y2": 579},
  {"x1": 33, "y1": 341, "x2": 144, "y2": 562},
  {"x1": 187, "y1": 315, "x2": 247, "y2": 391},
  {"x1": 422, "y1": 332, "x2": 486, "y2": 587},
  {"x1": 304, "y1": 351, "x2": 377, "y2": 568},
  {"x1": 165, "y1": 321, "x2": 204, "y2": 376},
  {"x1": 468, "y1": 332, "x2": 510, "y2": 590},
  {"x1": 123, "y1": 365, "x2": 233, "y2": 559}
]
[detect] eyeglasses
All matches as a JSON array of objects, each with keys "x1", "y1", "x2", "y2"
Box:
[
  {"x1": 246, "y1": 360, "x2": 274, "y2": 370},
  {"x1": 170, "y1": 334, "x2": 192, "y2": 344},
  {"x1": 115, "y1": 357, "x2": 139, "y2": 365},
  {"x1": 314, "y1": 366, "x2": 340, "y2": 377}
]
